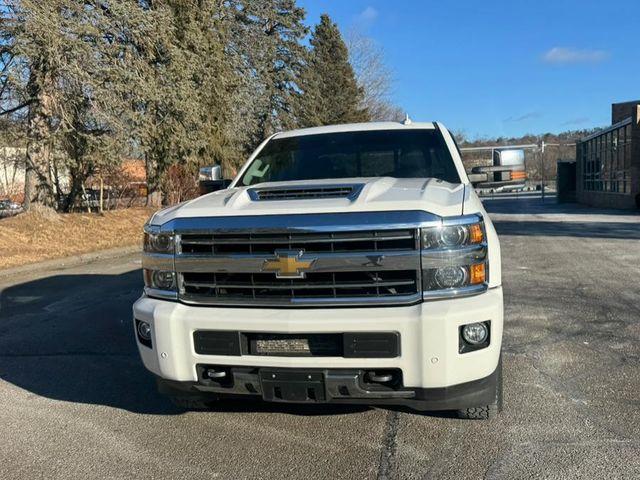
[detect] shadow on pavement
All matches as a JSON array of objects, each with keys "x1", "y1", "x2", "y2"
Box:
[
  {"x1": 493, "y1": 220, "x2": 640, "y2": 239},
  {"x1": 0, "y1": 270, "x2": 180, "y2": 415},
  {"x1": 482, "y1": 194, "x2": 640, "y2": 217},
  {"x1": 482, "y1": 193, "x2": 640, "y2": 239},
  {"x1": 208, "y1": 398, "x2": 370, "y2": 416},
  {"x1": 0, "y1": 270, "x2": 371, "y2": 417}
]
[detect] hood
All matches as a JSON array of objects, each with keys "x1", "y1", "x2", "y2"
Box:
[{"x1": 149, "y1": 177, "x2": 465, "y2": 226}]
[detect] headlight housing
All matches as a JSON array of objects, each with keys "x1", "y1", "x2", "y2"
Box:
[
  {"x1": 433, "y1": 265, "x2": 468, "y2": 289},
  {"x1": 421, "y1": 222, "x2": 484, "y2": 249},
  {"x1": 144, "y1": 269, "x2": 176, "y2": 290},
  {"x1": 143, "y1": 230, "x2": 175, "y2": 254},
  {"x1": 421, "y1": 217, "x2": 488, "y2": 298},
  {"x1": 142, "y1": 225, "x2": 177, "y2": 299}
]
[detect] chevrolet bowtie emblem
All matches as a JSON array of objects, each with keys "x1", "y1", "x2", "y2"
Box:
[{"x1": 263, "y1": 250, "x2": 317, "y2": 279}]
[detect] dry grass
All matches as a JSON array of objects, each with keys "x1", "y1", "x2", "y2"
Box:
[{"x1": 0, "y1": 207, "x2": 155, "y2": 270}]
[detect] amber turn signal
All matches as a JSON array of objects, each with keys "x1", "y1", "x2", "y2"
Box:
[
  {"x1": 470, "y1": 263, "x2": 486, "y2": 285},
  {"x1": 469, "y1": 224, "x2": 484, "y2": 244}
]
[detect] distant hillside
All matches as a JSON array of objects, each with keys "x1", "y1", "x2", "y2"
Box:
[{"x1": 458, "y1": 128, "x2": 603, "y2": 148}]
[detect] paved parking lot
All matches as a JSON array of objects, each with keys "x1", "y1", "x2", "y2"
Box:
[{"x1": 1, "y1": 194, "x2": 639, "y2": 479}]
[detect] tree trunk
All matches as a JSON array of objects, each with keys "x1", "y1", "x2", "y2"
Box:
[
  {"x1": 25, "y1": 137, "x2": 54, "y2": 207},
  {"x1": 145, "y1": 152, "x2": 162, "y2": 207},
  {"x1": 24, "y1": 69, "x2": 57, "y2": 209},
  {"x1": 23, "y1": 160, "x2": 34, "y2": 210}
]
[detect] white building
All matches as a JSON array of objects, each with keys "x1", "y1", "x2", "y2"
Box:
[{"x1": 0, "y1": 147, "x2": 26, "y2": 201}]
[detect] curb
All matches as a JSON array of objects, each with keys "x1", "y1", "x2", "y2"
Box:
[{"x1": 0, "y1": 245, "x2": 141, "y2": 279}]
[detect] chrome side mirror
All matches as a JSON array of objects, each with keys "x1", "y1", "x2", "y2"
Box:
[
  {"x1": 198, "y1": 164, "x2": 231, "y2": 195},
  {"x1": 199, "y1": 164, "x2": 223, "y2": 181}
]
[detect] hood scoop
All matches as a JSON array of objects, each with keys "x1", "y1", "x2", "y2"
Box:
[{"x1": 247, "y1": 184, "x2": 364, "y2": 201}]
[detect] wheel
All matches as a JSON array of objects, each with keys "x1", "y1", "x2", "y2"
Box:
[
  {"x1": 456, "y1": 356, "x2": 503, "y2": 420},
  {"x1": 169, "y1": 396, "x2": 216, "y2": 411}
]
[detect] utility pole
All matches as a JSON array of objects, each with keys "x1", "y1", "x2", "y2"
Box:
[{"x1": 540, "y1": 141, "x2": 545, "y2": 201}]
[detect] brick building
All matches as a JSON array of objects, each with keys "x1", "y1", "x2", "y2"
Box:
[{"x1": 576, "y1": 100, "x2": 640, "y2": 209}]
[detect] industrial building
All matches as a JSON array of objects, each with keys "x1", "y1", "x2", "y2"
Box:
[{"x1": 576, "y1": 100, "x2": 640, "y2": 209}]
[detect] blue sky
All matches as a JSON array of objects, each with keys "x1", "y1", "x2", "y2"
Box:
[{"x1": 298, "y1": 0, "x2": 640, "y2": 139}]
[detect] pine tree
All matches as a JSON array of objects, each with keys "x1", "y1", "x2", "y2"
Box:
[
  {"x1": 119, "y1": 0, "x2": 237, "y2": 204},
  {"x1": 2, "y1": 2, "x2": 374, "y2": 209},
  {"x1": 297, "y1": 14, "x2": 369, "y2": 127},
  {"x1": 227, "y1": 0, "x2": 308, "y2": 152}
]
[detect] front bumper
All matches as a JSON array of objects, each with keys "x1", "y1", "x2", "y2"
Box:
[
  {"x1": 156, "y1": 362, "x2": 501, "y2": 411},
  {"x1": 133, "y1": 286, "x2": 503, "y2": 394}
]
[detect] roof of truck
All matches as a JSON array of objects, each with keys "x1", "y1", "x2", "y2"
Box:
[{"x1": 273, "y1": 121, "x2": 438, "y2": 139}]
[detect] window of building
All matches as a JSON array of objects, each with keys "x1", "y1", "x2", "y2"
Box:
[{"x1": 578, "y1": 121, "x2": 632, "y2": 194}]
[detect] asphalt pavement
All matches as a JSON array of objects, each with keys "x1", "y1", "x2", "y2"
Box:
[{"x1": 1, "y1": 193, "x2": 639, "y2": 479}]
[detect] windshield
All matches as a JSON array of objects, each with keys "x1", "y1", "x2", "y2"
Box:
[{"x1": 238, "y1": 129, "x2": 460, "y2": 186}]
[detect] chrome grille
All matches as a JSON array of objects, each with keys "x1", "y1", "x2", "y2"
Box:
[
  {"x1": 182, "y1": 271, "x2": 418, "y2": 301},
  {"x1": 180, "y1": 230, "x2": 416, "y2": 255},
  {"x1": 248, "y1": 184, "x2": 362, "y2": 201},
  {"x1": 177, "y1": 228, "x2": 421, "y2": 307}
]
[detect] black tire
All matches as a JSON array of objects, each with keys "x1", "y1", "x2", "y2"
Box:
[
  {"x1": 169, "y1": 396, "x2": 216, "y2": 411},
  {"x1": 456, "y1": 356, "x2": 503, "y2": 420}
]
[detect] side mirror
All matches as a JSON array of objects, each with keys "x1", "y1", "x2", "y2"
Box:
[
  {"x1": 199, "y1": 164, "x2": 223, "y2": 182},
  {"x1": 198, "y1": 164, "x2": 231, "y2": 195}
]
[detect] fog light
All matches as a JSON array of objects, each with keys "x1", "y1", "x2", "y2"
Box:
[
  {"x1": 462, "y1": 322, "x2": 489, "y2": 345},
  {"x1": 152, "y1": 270, "x2": 175, "y2": 290},
  {"x1": 434, "y1": 266, "x2": 467, "y2": 288},
  {"x1": 137, "y1": 321, "x2": 152, "y2": 341}
]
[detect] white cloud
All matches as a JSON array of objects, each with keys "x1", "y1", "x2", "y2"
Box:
[
  {"x1": 355, "y1": 6, "x2": 378, "y2": 28},
  {"x1": 543, "y1": 47, "x2": 610, "y2": 64}
]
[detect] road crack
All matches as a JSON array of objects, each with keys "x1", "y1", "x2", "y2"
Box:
[{"x1": 377, "y1": 410, "x2": 400, "y2": 480}]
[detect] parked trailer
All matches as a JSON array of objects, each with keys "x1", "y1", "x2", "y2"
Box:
[{"x1": 467, "y1": 148, "x2": 527, "y2": 191}]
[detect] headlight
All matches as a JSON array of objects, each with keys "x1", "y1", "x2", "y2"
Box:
[
  {"x1": 144, "y1": 231, "x2": 175, "y2": 253},
  {"x1": 152, "y1": 270, "x2": 175, "y2": 290},
  {"x1": 421, "y1": 218, "x2": 488, "y2": 298},
  {"x1": 142, "y1": 226, "x2": 177, "y2": 300},
  {"x1": 433, "y1": 266, "x2": 468, "y2": 289},
  {"x1": 421, "y1": 222, "x2": 484, "y2": 249},
  {"x1": 424, "y1": 264, "x2": 486, "y2": 291},
  {"x1": 144, "y1": 269, "x2": 176, "y2": 291},
  {"x1": 439, "y1": 225, "x2": 467, "y2": 247}
]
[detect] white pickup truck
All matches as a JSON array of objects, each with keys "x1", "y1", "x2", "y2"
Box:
[{"x1": 134, "y1": 121, "x2": 503, "y2": 419}]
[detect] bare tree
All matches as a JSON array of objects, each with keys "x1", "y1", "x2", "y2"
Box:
[{"x1": 347, "y1": 31, "x2": 403, "y2": 122}]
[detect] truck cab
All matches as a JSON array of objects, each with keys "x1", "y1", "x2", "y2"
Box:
[{"x1": 134, "y1": 121, "x2": 503, "y2": 419}]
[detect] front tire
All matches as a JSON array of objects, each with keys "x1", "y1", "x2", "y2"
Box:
[{"x1": 456, "y1": 356, "x2": 503, "y2": 420}]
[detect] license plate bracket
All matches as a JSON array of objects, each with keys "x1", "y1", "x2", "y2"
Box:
[{"x1": 259, "y1": 370, "x2": 326, "y2": 403}]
